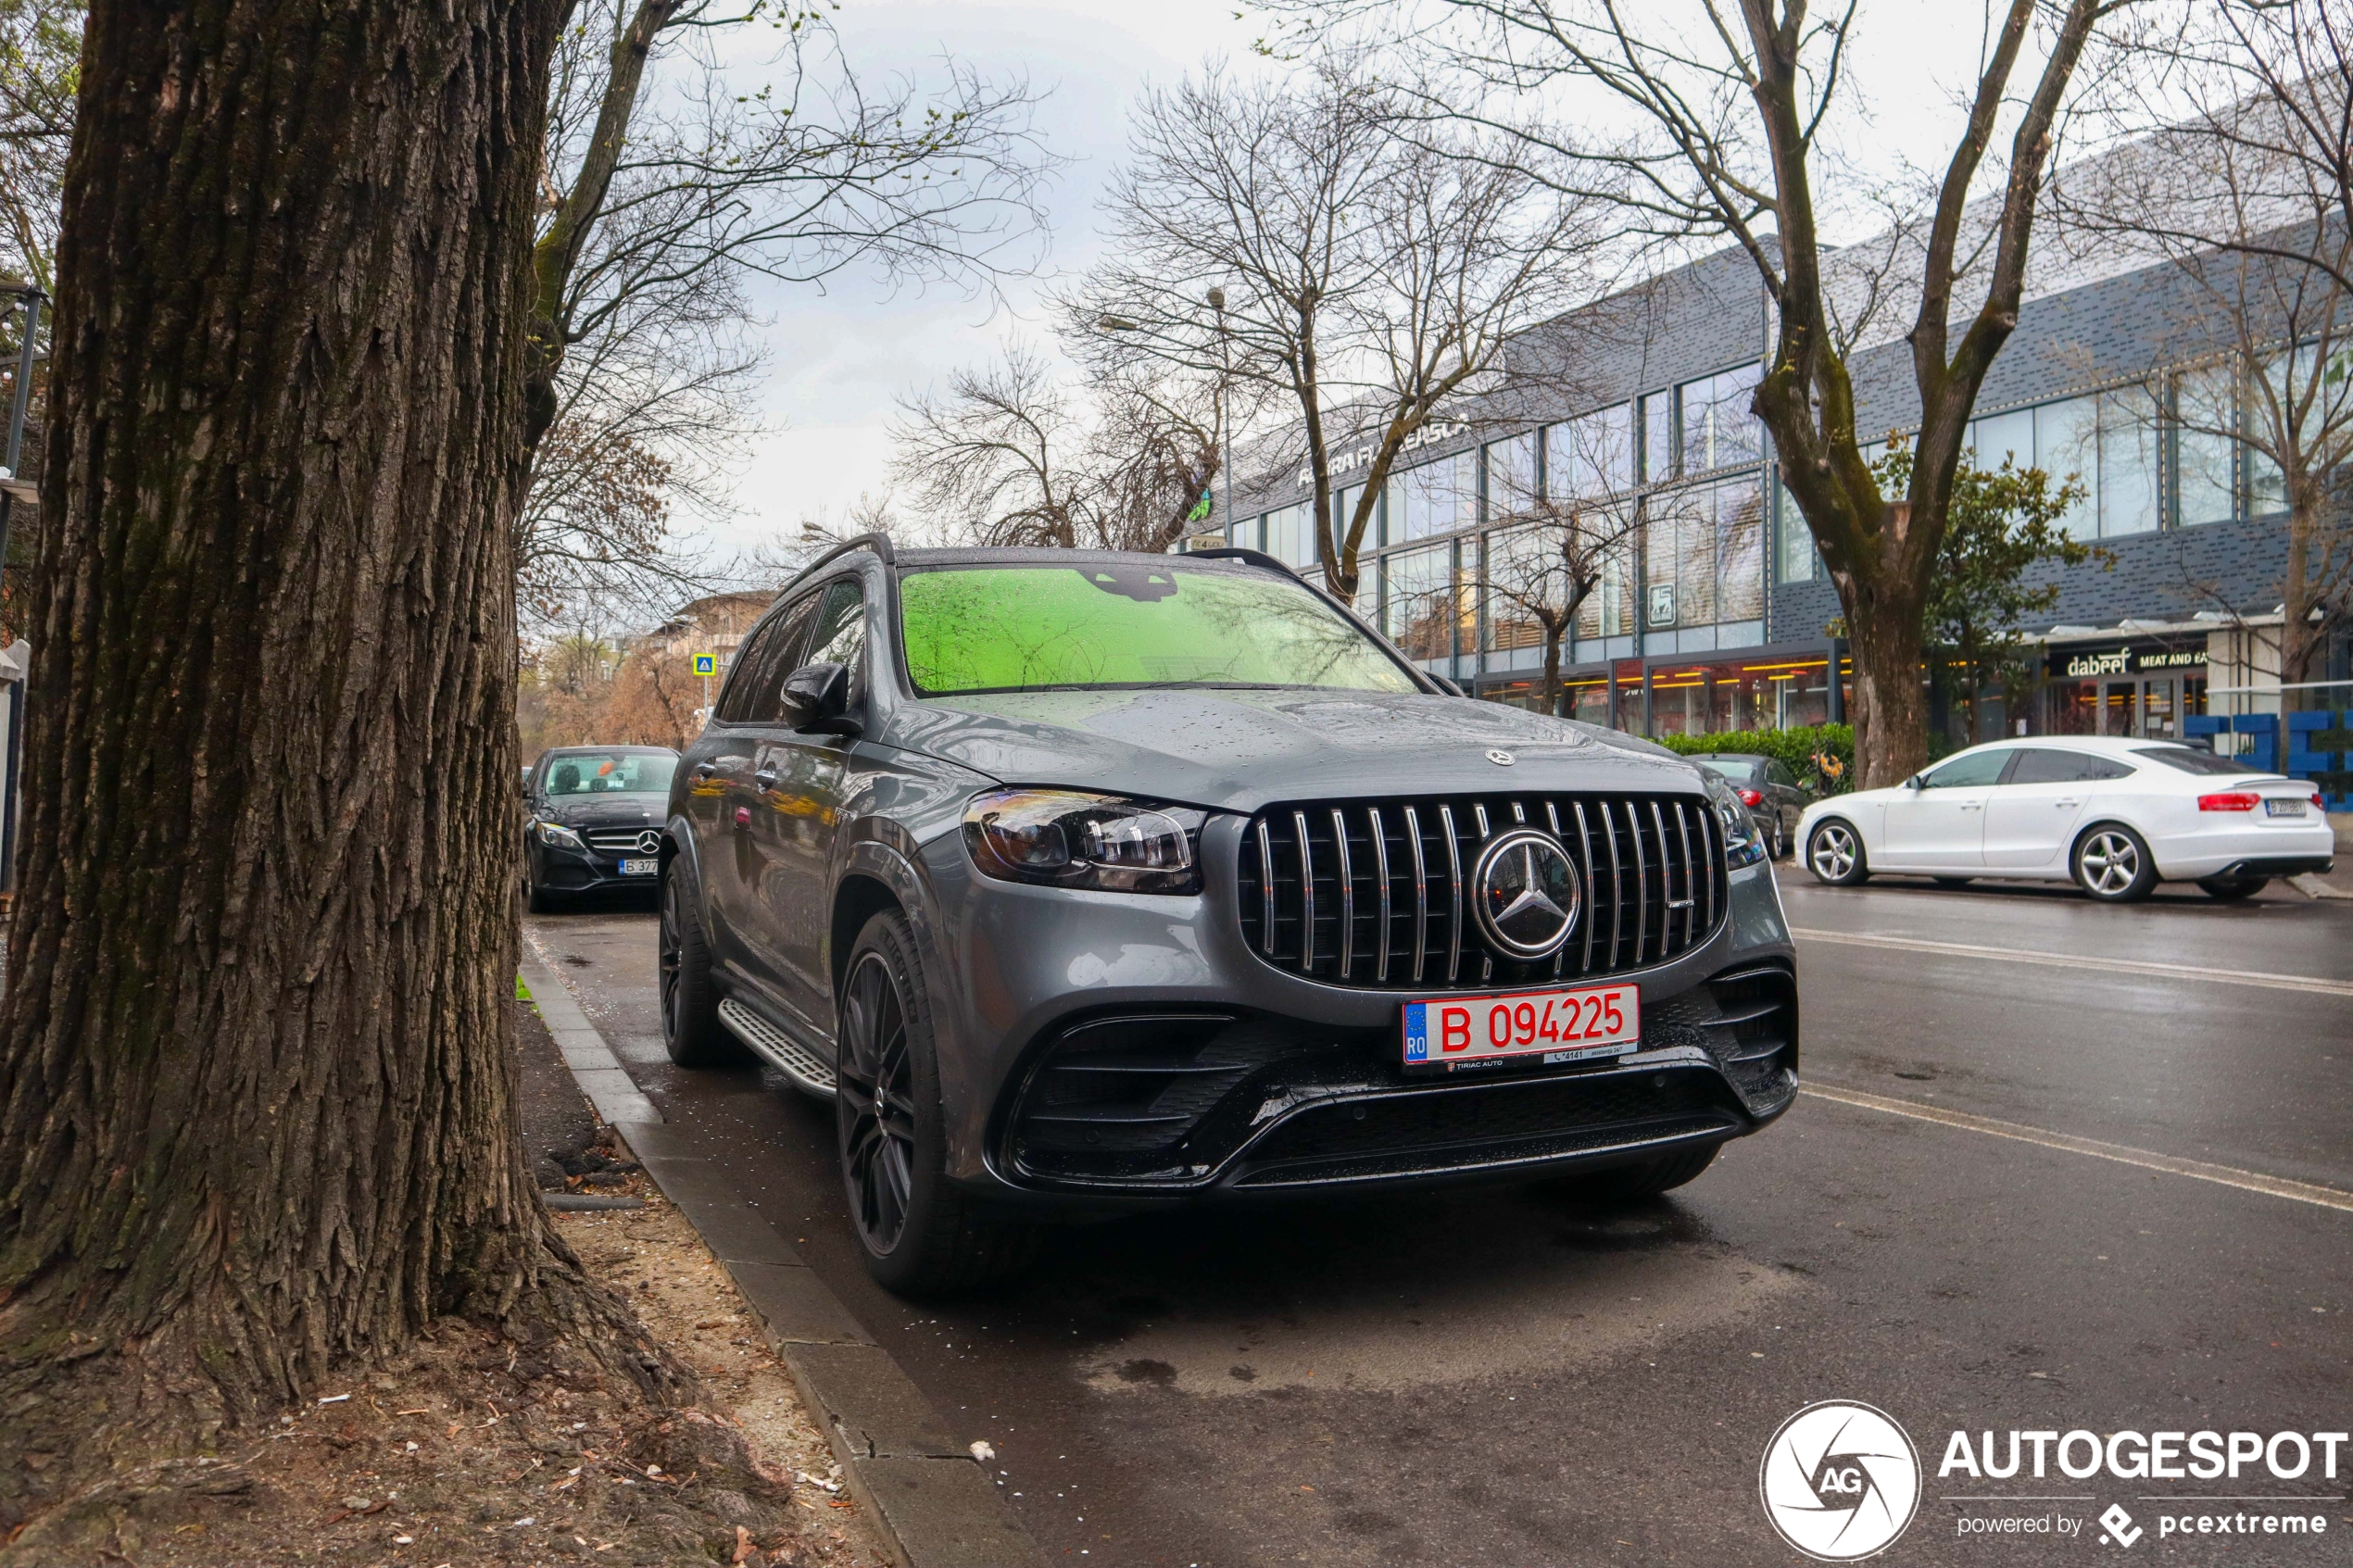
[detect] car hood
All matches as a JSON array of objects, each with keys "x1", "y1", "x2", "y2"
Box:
[
  {"x1": 535, "y1": 796, "x2": 666, "y2": 829},
  {"x1": 882, "y1": 687, "x2": 1706, "y2": 811}
]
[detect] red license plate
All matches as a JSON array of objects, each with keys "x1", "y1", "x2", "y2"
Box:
[{"x1": 1403, "y1": 984, "x2": 1642, "y2": 1067}]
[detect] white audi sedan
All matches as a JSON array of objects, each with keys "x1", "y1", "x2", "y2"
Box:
[{"x1": 1796, "y1": 735, "x2": 2334, "y2": 902}]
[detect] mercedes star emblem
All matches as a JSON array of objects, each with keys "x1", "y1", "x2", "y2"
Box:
[
  {"x1": 1469, "y1": 828, "x2": 1580, "y2": 960},
  {"x1": 1486, "y1": 748, "x2": 1516, "y2": 766},
  {"x1": 635, "y1": 830, "x2": 664, "y2": 857}
]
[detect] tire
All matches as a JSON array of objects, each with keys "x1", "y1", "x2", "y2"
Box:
[
  {"x1": 1932, "y1": 876, "x2": 1973, "y2": 889},
  {"x1": 523, "y1": 848, "x2": 563, "y2": 914},
  {"x1": 1564, "y1": 1142, "x2": 1720, "y2": 1206},
  {"x1": 1806, "y1": 820, "x2": 1869, "y2": 885},
  {"x1": 2197, "y1": 875, "x2": 2269, "y2": 902},
  {"x1": 1768, "y1": 815, "x2": 1789, "y2": 859},
  {"x1": 659, "y1": 857, "x2": 745, "y2": 1067},
  {"x1": 837, "y1": 909, "x2": 1038, "y2": 1297},
  {"x1": 2072, "y1": 823, "x2": 2159, "y2": 902}
]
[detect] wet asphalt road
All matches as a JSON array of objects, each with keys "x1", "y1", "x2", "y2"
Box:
[{"x1": 525, "y1": 871, "x2": 2353, "y2": 1567}]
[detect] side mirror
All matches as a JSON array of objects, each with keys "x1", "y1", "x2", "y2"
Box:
[
  {"x1": 520, "y1": 766, "x2": 534, "y2": 797},
  {"x1": 1905, "y1": 772, "x2": 1926, "y2": 791},
  {"x1": 777, "y1": 660, "x2": 857, "y2": 735}
]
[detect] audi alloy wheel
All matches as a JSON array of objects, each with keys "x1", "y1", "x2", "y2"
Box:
[
  {"x1": 1806, "y1": 820, "x2": 1869, "y2": 886},
  {"x1": 2073, "y1": 825, "x2": 2157, "y2": 902}
]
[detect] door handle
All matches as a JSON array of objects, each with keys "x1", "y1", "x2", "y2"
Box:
[
  {"x1": 2054, "y1": 797, "x2": 2080, "y2": 807},
  {"x1": 753, "y1": 768, "x2": 780, "y2": 787}
]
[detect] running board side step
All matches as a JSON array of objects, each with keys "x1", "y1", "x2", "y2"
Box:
[{"x1": 718, "y1": 998, "x2": 837, "y2": 1098}]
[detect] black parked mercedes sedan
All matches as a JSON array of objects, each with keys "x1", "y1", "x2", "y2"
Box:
[
  {"x1": 659, "y1": 539, "x2": 1799, "y2": 1294},
  {"x1": 522, "y1": 745, "x2": 679, "y2": 911}
]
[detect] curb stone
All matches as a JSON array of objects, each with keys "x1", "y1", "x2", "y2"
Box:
[{"x1": 520, "y1": 954, "x2": 1046, "y2": 1568}]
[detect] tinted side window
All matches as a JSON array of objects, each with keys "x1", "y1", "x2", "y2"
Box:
[
  {"x1": 2010, "y1": 749, "x2": 2134, "y2": 784},
  {"x1": 801, "y1": 580, "x2": 867, "y2": 686},
  {"x1": 1921, "y1": 747, "x2": 2014, "y2": 788},
  {"x1": 1766, "y1": 760, "x2": 1797, "y2": 788},
  {"x1": 716, "y1": 596, "x2": 817, "y2": 723}
]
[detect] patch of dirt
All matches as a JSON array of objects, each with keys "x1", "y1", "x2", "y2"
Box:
[{"x1": 64, "y1": 1185, "x2": 889, "y2": 1568}]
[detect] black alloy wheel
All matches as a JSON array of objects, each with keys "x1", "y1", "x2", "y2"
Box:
[
  {"x1": 834, "y1": 910, "x2": 1039, "y2": 1296},
  {"x1": 837, "y1": 949, "x2": 920, "y2": 1259},
  {"x1": 658, "y1": 859, "x2": 741, "y2": 1067}
]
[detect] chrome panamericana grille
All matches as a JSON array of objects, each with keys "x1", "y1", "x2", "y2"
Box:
[{"x1": 1235, "y1": 794, "x2": 1726, "y2": 990}]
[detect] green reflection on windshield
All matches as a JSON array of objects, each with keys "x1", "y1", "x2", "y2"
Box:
[{"x1": 898, "y1": 564, "x2": 1417, "y2": 696}]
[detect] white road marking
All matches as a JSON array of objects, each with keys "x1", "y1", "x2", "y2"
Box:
[
  {"x1": 1799, "y1": 1083, "x2": 2353, "y2": 1214},
  {"x1": 1790, "y1": 926, "x2": 2353, "y2": 998}
]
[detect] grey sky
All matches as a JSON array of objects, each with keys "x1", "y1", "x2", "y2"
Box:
[{"x1": 697, "y1": 2, "x2": 2107, "y2": 569}]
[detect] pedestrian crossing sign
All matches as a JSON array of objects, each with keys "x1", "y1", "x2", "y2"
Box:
[{"x1": 693, "y1": 653, "x2": 716, "y2": 676}]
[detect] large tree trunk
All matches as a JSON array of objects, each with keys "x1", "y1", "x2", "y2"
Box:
[
  {"x1": 1835, "y1": 567, "x2": 1931, "y2": 787},
  {"x1": 0, "y1": 0, "x2": 665, "y2": 1532}
]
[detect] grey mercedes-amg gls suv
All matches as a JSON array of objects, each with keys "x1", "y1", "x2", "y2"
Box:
[{"x1": 660, "y1": 537, "x2": 1798, "y2": 1293}]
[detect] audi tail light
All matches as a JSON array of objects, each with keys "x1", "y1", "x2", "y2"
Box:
[{"x1": 2197, "y1": 792, "x2": 2260, "y2": 811}]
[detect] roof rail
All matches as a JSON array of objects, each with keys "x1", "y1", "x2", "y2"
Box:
[
  {"x1": 779, "y1": 531, "x2": 896, "y2": 595},
  {"x1": 1178, "y1": 546, "x2": 1300, "y2": 578}
]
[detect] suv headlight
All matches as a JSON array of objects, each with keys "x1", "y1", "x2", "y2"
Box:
[
  {"x1": 535, "y1": 821, "x2": 586, "y2": 851},
  {"x1": 1701, "y1": 773, "x2": 1768, "y2": 871},
  {"x1": 963, "y1": 789, "x2": 1206, "y2": 895}
]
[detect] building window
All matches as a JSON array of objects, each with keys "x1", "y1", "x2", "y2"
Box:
[
  {"x1": 1677, "y1": 363, "x2": 1764, "y2": 473},
  {"x1": 2173, "y1": 364, "x2": 2237, "y2": 527},
  {"x1": 1638, "y1": 391, "x2": 1672, "y2": 482},
  {"x1": 1774, "y1": 476, "x2": 1819, "y2": 583},
  {"x1": 1380, "y1": 545, "x2": 1463, "y2": 663},
  {"x1": 1385, "y1": 449, "x2": 1478, "y2": 542},
  {"x1": 2095, "y1": 387, "x2": 2160, "y2": 537},
  {"x1": 1484, "y1": 526, "x2": 1550, "y2": 654},
  {"x1": 1328, "y1": 483, "x2": 1376, "y2": 558},
  {"x1": 1486, "y1": 433, "x2": 1539, "y2": 519},
  {"x1": 1546, "y1": 404, "x2": 1635, "y2": 499},
  {"x1": 1261, "y1": 502, "x2": 1319, "y2": 568},
  {"x1": 1641, "y1": 478, "x2": 1764, "y2": 631}
]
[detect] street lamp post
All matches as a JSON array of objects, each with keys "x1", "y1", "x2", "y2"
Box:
[
  {"x1": 1099, "y1": 295, "x2": 1236, "y2": 552},
  {"x1": 1207, "y1": 287, "x2": 1232, "y2": 549}
]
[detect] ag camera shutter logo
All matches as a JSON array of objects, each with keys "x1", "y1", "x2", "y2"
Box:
[{"x1": 1759, "y1": 1400, "x2": 1922, "y2": 1561}]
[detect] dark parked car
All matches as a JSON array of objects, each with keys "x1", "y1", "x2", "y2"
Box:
[
  {"x1": 523, "y1": 745, "x2": 680, "y2": 911},
  {"x1": 660, "y1": 539, "x2": 1798, "y2": 1293},
  {"x1": 1688, "y1": 753, "x2": 1813, "y2": 859}
]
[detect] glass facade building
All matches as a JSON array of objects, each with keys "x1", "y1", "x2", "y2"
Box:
[{"x1": 1217, "y1": 241, "x2": 2339, "y2": 744}]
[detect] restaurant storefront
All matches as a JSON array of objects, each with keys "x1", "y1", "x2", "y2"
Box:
[{"x1": 2040, "y1": 640, "x2": 2208, "y2": 741}]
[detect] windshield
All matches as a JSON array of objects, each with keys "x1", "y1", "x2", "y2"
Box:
[
  {"x1": 2133, "y1": 745, "x2": 2267, "y2": 777},
  {"x1": 541, "y1": 751, "x2": 678, "y2": 797},
  {"x1": 1694, "y1": 759, "x2": 1763, "y2": 783},
  {"x1": 897, "y1": 562, "x2": 1420, "y2": 696}
]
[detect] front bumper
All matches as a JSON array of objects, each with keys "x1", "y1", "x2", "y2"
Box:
[
  {"x1": 915, "y1": 817, "x2": 1798, "y2": 1207},
  {"x1": 533, "y1": 840, "x2": 663, "y2": 894}
]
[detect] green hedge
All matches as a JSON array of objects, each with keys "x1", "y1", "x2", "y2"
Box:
[{"x1": 1654, "y1": 723, "x2": 1856, "y2": 795}]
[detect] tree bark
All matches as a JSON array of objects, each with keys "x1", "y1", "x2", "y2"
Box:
[{"x1": 0, "y1": 0, "x2": 669, "y2": 1531}]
